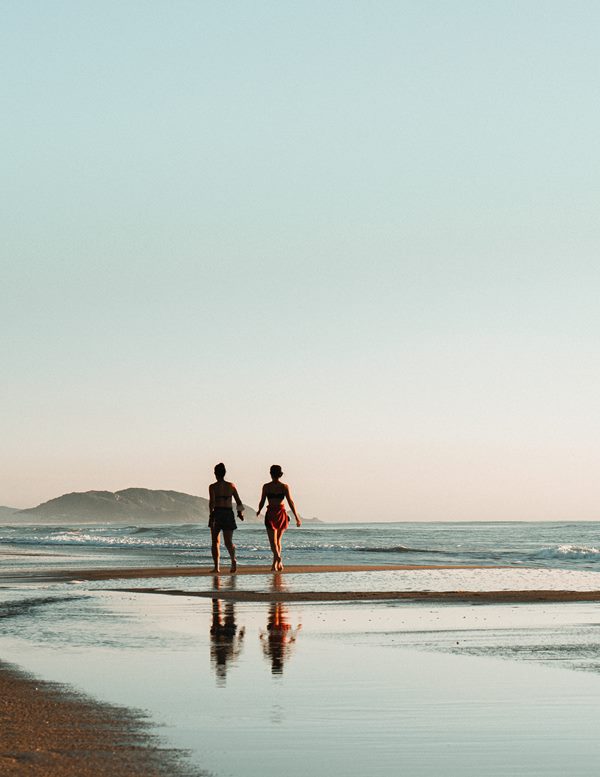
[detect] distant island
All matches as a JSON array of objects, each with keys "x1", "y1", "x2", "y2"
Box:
[
  {"x1": 2, "y1": 489, "x2": 323, "y2": 525},
  {"x1": 0, "y1": 506, "x2": 18, "y2": 520}
]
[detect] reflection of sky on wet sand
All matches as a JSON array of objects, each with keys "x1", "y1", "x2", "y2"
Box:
[
  {"x1": 2, "y1": 590, "x2": 600, "y2": 775},
  {"x1": 62, "y1": 566, "x2": 600, "y2": 597}
]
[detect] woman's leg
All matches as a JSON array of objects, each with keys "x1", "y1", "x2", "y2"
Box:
[
  {"x1": 266, "y1": 524, "x2": 279, "y2": 571},
  {"x1": 274, "y1": 530, "x2": 284, "y2": 570},
  {"x1": 211, "y1": 526, "x2": 221, "y2": 572},
  {"x1": 223, "y1": 530, "x2": 237, "y2": 572}
]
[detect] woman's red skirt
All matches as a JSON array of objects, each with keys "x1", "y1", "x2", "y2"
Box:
[{"x1": 265, "y1": 504, "x2": 289, "y2": 532}]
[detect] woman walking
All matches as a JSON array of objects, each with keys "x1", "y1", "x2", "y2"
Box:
[
  {"x1": 209, "y1": 463, "x2": 244, "y2": 573},
  {"x1": 256, "y1": 465, "x2": 301, "y2": 571}
]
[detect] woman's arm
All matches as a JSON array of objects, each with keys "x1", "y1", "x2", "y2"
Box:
[
  {"x1": 256, "y1": 485, "x2": 267, "y2": 517},
  {"x1": 208, "y1": 483, "x2": 215, "y2": 514},
  {"x1": 285, "y1": 485, "x2": 302, "y2": 527}
]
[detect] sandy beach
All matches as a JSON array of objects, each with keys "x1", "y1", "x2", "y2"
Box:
[
  {"x1": 2, "y1": 572, "x2": 600, "y2": 777},
  {"x1": 3, "y1": 536, "x2": 600, "y2": 776},
  {"x1": 4, "y1": 560, "x2": 599, "y2": 603},
  {"x1": 0, "y1": 662, "x2": 199, "y2": 777},
  {"x1": 0, "y1": 562, "x2": 489, "y2": 584},
  {"x1": 116, "y1": 584, "x2": 600, "y2": 603}
]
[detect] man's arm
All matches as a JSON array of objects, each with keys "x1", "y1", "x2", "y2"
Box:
[{"x1": 232, "y1": 485, "x2": 244, "y2": 521}]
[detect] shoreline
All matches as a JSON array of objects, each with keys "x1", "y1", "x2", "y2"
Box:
[
  {"x1": 3, "y1": 556, "x2": 600, "y2": 775},
  {"x1": 0, "y1": 562, "x2": 501, "y2": 583},
  {"x1": 3, "y1": 562, "x2": 599, "y2": 604},
  {"x1": 114, "y1": 586, "x2": 600, "y2": 604},
  {"x1": 0, "y1": 662, "x2": 199, "y2": 777}
]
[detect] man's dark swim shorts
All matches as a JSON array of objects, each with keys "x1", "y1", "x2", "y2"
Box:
[{"x1": 209, "y1": 507, "x2": 237, "y2": 532}]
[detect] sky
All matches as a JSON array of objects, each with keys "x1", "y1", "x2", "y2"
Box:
[{"x1": 2, "y1": 1, "x2": 600, "y2": 521}]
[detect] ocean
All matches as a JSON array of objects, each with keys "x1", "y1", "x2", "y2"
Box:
[{"x1": 1, "y1": 520, "x2": 600, "y2": 571}]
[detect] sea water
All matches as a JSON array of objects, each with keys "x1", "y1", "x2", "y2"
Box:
[{"x1": 1, "y1": 521, "x2": 600, "y2": 571}]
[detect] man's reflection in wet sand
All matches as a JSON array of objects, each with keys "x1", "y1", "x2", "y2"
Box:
[
  {"x1": 260, "y1": 572, "x2": 302, "y2": 675},
  {"x1": 210, "y1": 575, "x2": 245, "y2": 685}
]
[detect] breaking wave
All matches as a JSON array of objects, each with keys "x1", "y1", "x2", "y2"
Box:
[
  {"x1": 350, "y1": 545, "x2": 442, "y2": 554},
  {"x1": 1, "y1": 522, "x2": 600, "y2": 570},
  {"x1": 531, "y1": 545, "x2": 600, "y2": 560}
]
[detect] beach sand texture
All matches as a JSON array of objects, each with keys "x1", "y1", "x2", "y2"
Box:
[
  {"x1": 0, "y1": 663, "x2": 199, "y2": 777},
  {"x1": 117, "y1": 584, "x2": 600, "y2": 603},
  {"x1": 0, "y1": 562, "x2": 484, "y2": 583}
]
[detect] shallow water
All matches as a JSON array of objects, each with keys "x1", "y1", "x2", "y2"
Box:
[
  {"x1": 102, "y1": 565, "x2": 600, "y2": 594},
  {"x1": 2, "y1": 585, "x2": 600, "y2": 776},
  {"x1": 3, "y1": 524, "x2": 600, "y2": 775}
]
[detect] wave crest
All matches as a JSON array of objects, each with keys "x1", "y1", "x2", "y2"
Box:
[
  {"x1": 351, "y1": 545, "x2": 440, "y2": 554},
  {"x1": 533, "y1": 544, "x2": 600, "y2": 560}
]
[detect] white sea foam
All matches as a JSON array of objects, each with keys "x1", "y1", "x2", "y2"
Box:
[{"x1": 533, "y1": 544, "x2": 600, "y2": 559}]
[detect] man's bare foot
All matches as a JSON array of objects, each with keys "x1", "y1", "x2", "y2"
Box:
[{"x1": 230, "y1": 559, "x2": 237, "y2": 573}]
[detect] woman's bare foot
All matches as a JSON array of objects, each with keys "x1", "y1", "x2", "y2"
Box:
[
  {"x1": 230, "y1": 559, "x2": 237, "y2": 573},
  {"x1": 211, "y1": 567, "x2": 220, "y2": 574}
]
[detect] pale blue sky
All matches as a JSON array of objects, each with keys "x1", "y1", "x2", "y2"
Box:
[{"x1": 3, "y1": 1, "x2": 600, "y2": 520}]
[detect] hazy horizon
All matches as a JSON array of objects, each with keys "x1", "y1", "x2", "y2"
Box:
[
  {"x1": 3, "y1": 485, "x2": 600, "y2": 524},
  {"x1": 4, "y1": 2, "x2": 600, "y2": 522}
]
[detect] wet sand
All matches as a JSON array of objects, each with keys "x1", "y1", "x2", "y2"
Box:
[
  {"x1": 4, "y1": 588, "x2": 600, "y2": 777},
  {"x1": 115, "y1": 586, "x2": 600, "y2": 604},
  {"x1": 0, "y1": 663, "x2": 199, "y2": 777},
  {"x1": 5, "y1": 562, "x2": 600, "y2": 603},
  {"x1": 3, "y1": 560, "x2": 600, "y2": 775},
  {"x1": 0, "y1": 562, "x2": 495, "y2": 583}
]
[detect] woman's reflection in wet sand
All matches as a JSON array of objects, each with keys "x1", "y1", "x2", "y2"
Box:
[
  {"x1": 210, "y1": 575, "x2": 245, "y2": 685},
  {"x1": 260, "y1": 572, "x2": 302, "y2": 675}
]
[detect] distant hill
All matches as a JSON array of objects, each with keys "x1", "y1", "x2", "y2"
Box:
[
  {"x1": 14, "y1": 488, "x2": 260, "y2": 525},
  {"x1": 0, "y1": 506, "x2": 18, "y2": 520}
]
